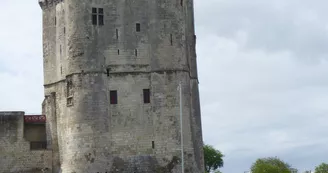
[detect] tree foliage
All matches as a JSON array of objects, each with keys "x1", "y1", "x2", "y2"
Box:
[
  {"x1": 204, "y1": 144, "x2": 224, "y2": 173},
  {"x1": 250, "y1": 157, "x2": 291, "y2": 173},
  {"x1": 315, "y1": 163, "x2": 328, "y2": 173}
]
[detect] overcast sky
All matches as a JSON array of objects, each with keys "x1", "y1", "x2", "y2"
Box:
[{"x1": 1, "y1": 0, "x2": 328, "y2": 173}]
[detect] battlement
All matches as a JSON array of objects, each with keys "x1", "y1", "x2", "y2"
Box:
[{"x1": 38, "y1": 0, "x2": 63, "y2": 9}]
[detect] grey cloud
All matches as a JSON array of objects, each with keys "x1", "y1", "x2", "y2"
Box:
[
  {"x1": 195, "y1": 0, "x2": 328, "y2": 172},
  {"x1": 195, "y1": 0, "x2": 328, "y2": 59}
]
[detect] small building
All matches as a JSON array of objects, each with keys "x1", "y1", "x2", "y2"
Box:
[{"x1": 0, "y1": 112, "x2": 51, "y2": 173}]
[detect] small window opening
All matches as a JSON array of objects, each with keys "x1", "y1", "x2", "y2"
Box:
[
  {"x1": 110, "y1": 90, "x2": 117, "y2": 104},
  {"x1": 67, "y1": 80, "x2": 73, "y2": 97},
  {"x1": 67, "y1": 79, "x2": 74, "y2": 106},
  {"x1": 99, "y1": 13, "x2": 104, "y2": 25},
  {"x1": 92, "y1": 14, "x2": 97, "y2": 25},
  {"x1": 116, "y1": 29, "x2": 119, "y2": 39},
  {"x1": 136, "y1": 23, "x2": 141, "y2": 32},
  {"x1": 143, "y1": 89, "x2": 150, "y2": 103},
  {"x1": 180, "y1": 0, "x2": 183, "y2": 6},
  {"x1": 67, "y1": 97, "x2": 73, "y2": 106},
  {"x1": 99, "y1": 8, "x2": 103, "y2": 14},
  {"x1": 152, "y1": 141, "x2": 155, "y2": 149},
  {"x1": 135, "y1": 49, "x2": 138, "y2": 57},
  {"x1": 106, "y1": 68, "x2": 110, "y2": 76},
  {"x1": 170, "y1": 34, "x2": 173, "y2": 45},
  {"x1": 92, "y1": 8, "x2": 97, "y2": 13},
  {"x1": 117, "y1": 49, "x2": 120, "y2": 55}
]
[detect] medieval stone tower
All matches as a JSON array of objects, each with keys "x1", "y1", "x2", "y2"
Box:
[{"x1": 39, "y1": 0, "x2": 204, "y2": 172}]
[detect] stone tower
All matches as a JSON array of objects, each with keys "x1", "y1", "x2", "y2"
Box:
[{"x1": 39, "y1": 0, "x2": 204, "y2": 172}]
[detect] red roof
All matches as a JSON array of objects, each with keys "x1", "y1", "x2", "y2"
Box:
[{"x1": 24, "y1": 115, "x2": 46, "y2": 123}]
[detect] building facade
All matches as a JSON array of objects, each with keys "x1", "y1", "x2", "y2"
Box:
[{"x1": 0, "y1": 0, "x2": 204, "y2": 172}]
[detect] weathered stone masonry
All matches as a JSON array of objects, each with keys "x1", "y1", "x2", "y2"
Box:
[
  {"x1": 0, "y1": 0, "x2": 204, "y2": 172},
  {"x1": 0, "y1": 112, "x2": 52, "y2": 173}
]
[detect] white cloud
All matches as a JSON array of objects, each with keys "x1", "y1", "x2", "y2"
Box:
[{"x1": 0, "y1": 0, "x2": 43, "y2": 113}]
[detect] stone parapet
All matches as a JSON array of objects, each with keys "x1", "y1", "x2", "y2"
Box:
[{"x1": 0, "y1": 111, "x2": 25, "y2": 122}]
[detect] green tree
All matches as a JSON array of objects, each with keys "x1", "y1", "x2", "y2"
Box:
[
  {"x1": 250, "y1": 157, "x2": 292, "y2": 173},
  {"x1": 315, "y1": 163, "x2": 328, "y2": 173},
  {"x1": 204, "y1": 144, "x2": 224, "y2": 173}
]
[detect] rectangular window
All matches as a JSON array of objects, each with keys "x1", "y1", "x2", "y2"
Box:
[
  {"x1": 67, "y1": 80, "x2": 73, "y2": 97},
  {"x1": 136, "y1": 23, "x2": 141, "y2": 32},
  {"x1": 110, "y1": 90, "x2": 117, "y2": 104},
  {"x1": 99, "y1": 14, "x2": 104, "y2": 25},
  {"x1": 143, "y1": 89, "x2": 150, "y2": 103},
  {"x1": 170, "y1": 34, "x2": 173, "y2": 45},
  {"x1": 67, "y1": 79, "x2": 74, "y2": 106},
  {"x1": 116, "y1": 29, "x2": 119, "y2": 39},
  {"x1": 135, "y1": 49, "x2": 138, "y2": 56},
  {"x1": 92, "y1": 8, "x2": 104, "y2": 26},
  {"x1": 117, "y1": 49, "x2": 120, "y2": 55},
  {"x1": 152, "y1": 141, "x2": 155, "y2": 149},
  {"x1": 99, "y1": 8, "x2": 104, "y2": 14},
  {"x1": 67, "y1": 97, "x2": 73, "y2": 106},
  {"x1": 92, "y1": 14, "x2": 97, "y2": 25},
  {"x1": 92, "y1": 8, "x2": 97, "y2": 13}
]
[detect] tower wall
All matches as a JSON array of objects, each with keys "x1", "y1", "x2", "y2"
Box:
[
  {"x1": 40, "y1": 0, "x2": 204, "y2": 172},
  {"x1": 42, "y1": 3, "x2": 57, "y2": 84},
  {"x1": 42, "y1": 0, "x2": 112, "y2": 172},
  {"x1": 185, "y1": 0, "x2": 205, "y2": 171}
]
